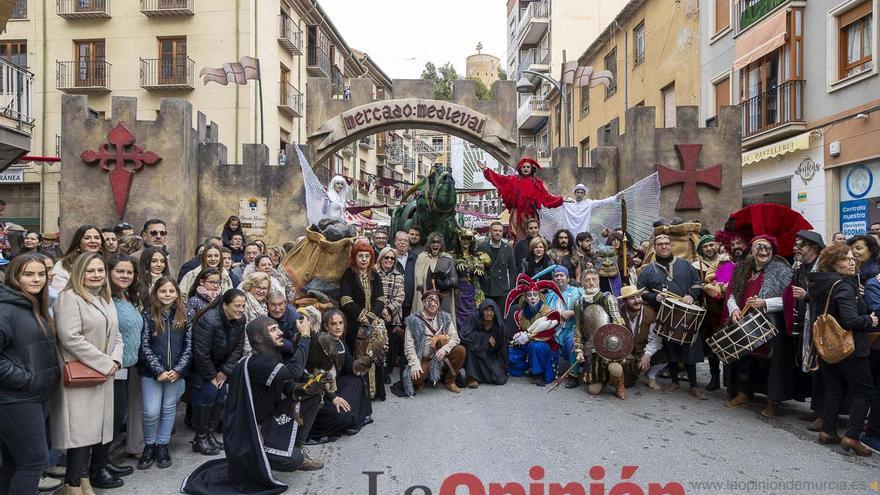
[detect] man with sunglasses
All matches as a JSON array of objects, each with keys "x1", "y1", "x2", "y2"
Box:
[{"x1": 131, "y1": 219, "x2": 173, "y2": 272}]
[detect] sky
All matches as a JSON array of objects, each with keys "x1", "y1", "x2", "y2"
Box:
[{"x1": 318, "y1": 0, "x2": 508, "y2": 80}]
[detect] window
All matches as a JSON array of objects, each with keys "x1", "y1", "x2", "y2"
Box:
[
  {"x1": 74, "y1": 40, "x2": 106, "y2": 87},
  {"x1": 712, "y1": 76, "x2": 730, "y2": 117},
  {"x1": 158, "y1": 37, "x2": 186, "y2": 85},
  {"x1": 11, "y1": 0, "x2": 26, "y2": 19},
  {"x1": 580, "y1": 85, "x2": 590, "y2": 117},
  {"x1": 432, "y1": 137, "x2": 444, "y2": 152},
  {"x1": 0, "y1": 40, "x2": 27, "y2": 68},
  {"x1": 662, "y1": 83, "x2": 676, "y2": 128},
  {"x1": 714, "y1": 0, "x2": 730, "y2": 34},
  {"x1": 838, "y1": 2, "x2": 874, "y2": 79},
  {"x1": 633, "y1": 22, "x2": 645, "y2": 65},
  {"x1": 604, "y1": 49, "x2": 617, "y2": 98},
  {"x1": 580, "y1": 138, "x2": 590, "y2": 168}
]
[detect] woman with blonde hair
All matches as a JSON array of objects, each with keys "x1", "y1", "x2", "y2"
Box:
[
  {"x1": 179, "y1": 244, "x2": 233, "y2": 297},
  {"x1": 51, "y1": 252, "x2": 124, "y2": 493},
  {"x1": 240, "y1": 272, "x2": 270, "y2": 352}
]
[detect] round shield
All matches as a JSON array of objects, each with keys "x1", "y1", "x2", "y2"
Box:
[{"x1": 593, "y1": 324, "x2": 635, "y2": 361}]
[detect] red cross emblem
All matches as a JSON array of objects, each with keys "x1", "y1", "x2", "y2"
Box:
[
  {"x1": 81, "y1": 122, "x2": 162, "y2": 218},
  {"x1": 656, "y1": 144, "x2": 722, "y2": 210}
]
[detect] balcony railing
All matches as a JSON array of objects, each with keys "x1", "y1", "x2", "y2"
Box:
[
  {"x1": 139, "y1": 56, "x2": 194, "y2": 89},
  {"x1": 278, "y1": 15, "x2": 303, "y2": 55},
  {"x1": 57, "y1": 0, "x2": 110, "y2": 18},
  {"x1": 516, "y1": 47, "x2": 550, "y2": 79},
  {"x1": 140, "y1": 0, "x2": 193, "y2": 16},
  {"x1": 738, "y1": 0, "x2": 788, "y2": 32},
  {"x1": 358, "y1": 136, "x2": 373, "y2": 149},
  {"x1": 56, "y1": 59, "x2": 111, "y2": 92},
  {"x1": 0, "y1": 59, "x2": 35, "y2": 131},
  {"x1": 741, "y1": 79, "x2": 804, "y2": 138},
  {"x1": 516, "y1": 1, "x2": 549, "y2": 41},
  {"x1": 307, "y1": 46, "x2": 331, "y2": 78},
  {"x1": 278, "y1": 82, "x2": 303, "y2": 117}
]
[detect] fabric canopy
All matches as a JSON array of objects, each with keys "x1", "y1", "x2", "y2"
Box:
[
  {"x1": 742, "y1": 132, "x2": 811, "y2": 166},
  {"x1": 733, "y1": 9, "x2": 788, "y2": 70}
]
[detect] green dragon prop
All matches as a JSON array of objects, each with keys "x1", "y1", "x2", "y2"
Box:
[{"x1": 391, "y1": 164, "x2": 460, "y2": 248}]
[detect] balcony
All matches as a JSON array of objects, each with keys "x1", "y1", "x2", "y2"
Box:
[
  {"x1": 0, "y1": 59, "x2": 34, "y2": 171},
  {"x1": 57, "y1": 0, "x2": 110, "y2": 19},
  {"x1": 278, "y1": 15, "x2": 303, "y2": 55},
  {"x1": 140, "y1": 0, "x2": 193, "y2": 16},
  {"x1": 741, "y1": 79, "x2": 806, "y2": 146},
  {"x1": 139, "y1": 57, "x2": 194, "y2": 90},
  {"x1": 516, "y1": 47, "x2": 550, "y2": 80},
  {"x1": 278, "y1": 82, "x2": 303, "y2": 118},
  {"x1": 403, "y1": 156, "x2": 416, "y2": 171},
  {"x1": 342, "y1": 142, "x2": 356, "y2": 158},
  {"x1": 516, "y1": 1, "x2": 549, "y2": 46},
  {"x1": 307, "y1": 46, "x2": 331, "y2": 78},
  {"x1": 737, "y1": 0, "x2": 799, "y2": 33},
  {"x1": 358, "y1": 136, "x2": 374, "y2": 150},
  {"x1": 56, "y1": 60, "x2": 110, "y2": 93},
  {"x1": 517, "y1": 96, "x2": 551, "y2": 129}
]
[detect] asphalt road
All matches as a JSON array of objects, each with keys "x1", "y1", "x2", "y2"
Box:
[{"x1": 110, "y1": 371, "x2": 879, "y2": 495}]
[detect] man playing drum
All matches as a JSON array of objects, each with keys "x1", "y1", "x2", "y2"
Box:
[
  {"x1": 725, "y1": 235, "x2": 805, "y2": 416},
  {"x1": 637, "y1": 234, "x2": 707, "y2": 400},
  {"x1": 574, "y1": 269, "x2": 626, "y2": 398},
  {"x1": 619, "y1": 286, "x2": 667, "y2": 391},
  {"x1": 693, "y1": 234, "x2": 725, "y2": 391}
]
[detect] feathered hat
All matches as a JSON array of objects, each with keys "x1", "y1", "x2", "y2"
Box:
[{"x1": 504, "y1": 273, "x2": 565, "y2": 317}]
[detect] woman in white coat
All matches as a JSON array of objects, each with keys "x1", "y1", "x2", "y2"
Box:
[{"x1": 52, "y1": 252, "x2": 125, "y2": 494}]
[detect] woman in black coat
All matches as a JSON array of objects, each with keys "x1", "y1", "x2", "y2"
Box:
[
  {"x1": 521, "y1": 236, "x2": 553, "y2": 279},
  {"x1": 189, "y1": 288, "x2": 246, "y2": 456},
  {"x1": 808, "y1": 244, "x2": 878, "y2": 457},
  {"x1": 0, "y1": 254, "x2": 60, "y2": 494},
  {"x1": 338, "y1": 239, "x2": 385, "y2": 399}
]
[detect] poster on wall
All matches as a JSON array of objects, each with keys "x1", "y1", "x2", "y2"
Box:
[
  {"x1": 839, "y1": 162, "x2": 880, "y2": 236},
  {"x1": 239, "y1": 196, "x2": 268, "y2": 237},
  {"x1": 840, "y1": 199, "x2": 868, "y2": 237}
]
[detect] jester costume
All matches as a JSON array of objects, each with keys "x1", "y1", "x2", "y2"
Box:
[
  {"x1": 483, "y1": 157, "x2": 564, "y2": 238},
  {"x1": 506, "y1": 274, "x2": 564, "y2": 385}
]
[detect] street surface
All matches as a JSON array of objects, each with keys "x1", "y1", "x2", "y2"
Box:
[{"x1": 114, "y1": 369, "x2": 879, "y2": 495}]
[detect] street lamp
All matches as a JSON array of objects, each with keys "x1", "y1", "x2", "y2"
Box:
[{"x1": 517, "y1": 69, "x2": 570, "y2": 147}]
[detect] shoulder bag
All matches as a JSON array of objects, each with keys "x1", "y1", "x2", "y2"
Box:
[
  {"x1": 812, "y1": 280, "x2": 855, "y2": 365},
  {"x1": 63, "y1": 300, "x2": 111, "y2": 388}
]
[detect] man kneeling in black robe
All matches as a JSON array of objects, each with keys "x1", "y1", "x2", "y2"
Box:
[{"x1": 182, "y1": 316, "x2": 327, "y2": 495}]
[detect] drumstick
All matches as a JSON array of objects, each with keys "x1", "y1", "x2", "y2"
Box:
[{"x1": 651, "y1": 288, "x2": 684, "y2": 302}]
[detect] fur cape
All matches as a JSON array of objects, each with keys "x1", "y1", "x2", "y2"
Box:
[
  {"x1": 402, "y1": 310, "x2": 454, "y2": 397},
  {"x1": 728, "y1": 255, "x2": 792, "y2": 305}
]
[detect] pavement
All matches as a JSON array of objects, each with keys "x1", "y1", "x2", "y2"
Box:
[{"x1": 106, "y1": 371, "x2": 879, "y2": 495}]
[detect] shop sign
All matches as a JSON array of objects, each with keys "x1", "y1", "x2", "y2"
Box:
[
  {"x1": 797, "y1": 192, "x2": 807, "y2": 203},
  {"x1": 839, "y1": 162, "x2": 880, "y2": 202},
  {"x1": 794, "y1": 158, "x2": 820, "y2": 184},
  {"x1": 239, "y1": 197, "x2": 268, "y2": 237},
  {"x1": 840, "y1": 199, "x2": 868, "y2": 237},
  {"x1": 0, "y1": 169, "x2": 23, "y2": 183}
]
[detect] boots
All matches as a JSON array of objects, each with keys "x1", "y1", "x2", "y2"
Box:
[
  {"x1": 137, "y1": 444, "x2": 156, "y2": 470},
  {"x1": 191, "y1": 405, "x2": 220, "y2": 456},
  {"x1": 725, "y1": 391, "x2": 749, "y2": 408},
  {"x1": 612, "y1": 375, "x2": 626, "y2": 400},
  {"x1": 207, "y1": 402, "x2": 225, "y2": 451},
  {"x1": 705, "y1": 371, "x2": 720, "y2": 391},
  {"x1": 88, "y1": 468, "x2": 123, "y2": 489},
  {"x1": 761, "y1": 399, "x2": 780, "y2": 417},
  {"x1": 841, "y1": 436, "x2": 873, "y2": 457}
]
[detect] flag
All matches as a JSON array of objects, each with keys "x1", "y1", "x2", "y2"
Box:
[
  {"x1": 199, "y1": 56, "x2": 261, "y2": 86},
  {"x1": 561, "y1": 61, "x2": 614, "y2": 89}
]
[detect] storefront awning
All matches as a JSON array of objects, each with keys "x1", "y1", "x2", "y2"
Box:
[
  {"x1": 733, "y1": 9, "x2": 788, "y2": 71},
  {"x1": 742, "y1": 131, "x2": 812, "y2": 166}
]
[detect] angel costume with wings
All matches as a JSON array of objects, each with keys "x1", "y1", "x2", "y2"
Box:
[
  {"x1": 323, "y1": 175, "x2": 350, "y2": 220},
  {"x1": 539, "y1": 173, "x2": 661, "y2": 245}
]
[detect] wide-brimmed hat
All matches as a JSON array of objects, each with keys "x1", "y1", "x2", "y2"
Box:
[{"x1": 619, "y1": 285, "x2": 645, "y2": 300}]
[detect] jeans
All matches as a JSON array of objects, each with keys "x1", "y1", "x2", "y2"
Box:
[
  {"x1": 189, "y1": 381, "x2": 228, "y2": 407},
  {"x1": 141, "y1": 377, "x2": 186, "y2": 445},
  {"x1": 0, "y1": 402, "x2": 49, "y2": 495}
]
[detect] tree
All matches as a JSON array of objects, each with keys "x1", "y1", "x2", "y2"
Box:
[
  {"x1": 471, "y1": 77, "x2": 492, "y2": 101},
  {"x1": 421, "y1": 62, "x2": 459, "y2": 100},
  {"x1": 498, "y1": 67, "x2": 508, "y2": 81}
]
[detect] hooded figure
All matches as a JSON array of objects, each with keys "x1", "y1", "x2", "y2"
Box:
[
  {"x1": 323, "y1": 175, "x2": 350, "y2": 220},
  {"x1": 459, "y1": 299, "x2": 508, "y2": 386},
  {"x1": 182, "y1": 317, "x2": 325, "y2": 494}
]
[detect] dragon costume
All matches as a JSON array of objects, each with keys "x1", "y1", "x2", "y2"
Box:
[{"x1": 390, "y1": 164, "x2": 460, "y2": 248}]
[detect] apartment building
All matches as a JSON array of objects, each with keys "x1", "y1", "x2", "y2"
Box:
[
  {"x1": 0, "y1": 0, "x2": 400, "y2": 230},
  {"x1": 700, "y1": 0, "x2": 878, "y2": 237},
  {"x1": 550, "y1": 0, "x2": 700, "y2": 169},
  {"x1": 506, "y1": 0, "x2": 626, "y2": 166}
]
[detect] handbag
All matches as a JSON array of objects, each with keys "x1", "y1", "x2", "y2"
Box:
[
  {"x1": 812, "y1": 280, "x2": 855, "y2": 365},
  {"x1": 62, "y1": 300, "x2": 111, "y2": 388}
]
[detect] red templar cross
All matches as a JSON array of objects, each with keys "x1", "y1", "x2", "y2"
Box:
[
  {"x1": 81, "y1": 122, "x2": 162, "y2": 218},
  {"x1": 656, "y1": 144, "x2": 722, "y2": 211}
]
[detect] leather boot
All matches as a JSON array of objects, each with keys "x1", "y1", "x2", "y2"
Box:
[
  {"x1": 841, "y1": 436, "x2": 873, "y2": 457},
  {"x1": 191, "y1": 406, "x2": 220, "y2": 456},
  {"x1": 88, "y1": 468, "x2": 123, "y2": 489},
  {"x1": 705, "y1": 371, "x2": 720, "y2": 392},
  {"x1": 137, "y1": 444, "x2": 156, "y2": 470},
  {"x1": 725, "y1": 391, "x2": 749, "y2": 408},
  {"x1": 613, "y1": 374, "x2": 626, "y2": 400},
  {"x1": 761, "y1": 399, "x2": 780, "y2": 417},
  {"x1": 208, "y1": 402, "x2": 225, "y2": 450},
  {"x1": 105, "y1": 461, "x2": 133, "y2": 477}
]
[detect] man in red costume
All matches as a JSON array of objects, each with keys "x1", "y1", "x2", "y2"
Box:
[{"x1": 478, "y1": 158, "x2": 564, "y2": 238}]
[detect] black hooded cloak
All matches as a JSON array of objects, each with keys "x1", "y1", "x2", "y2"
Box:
[{"x1": 459, "y1": 299, "x2": 508, "y2": 384}]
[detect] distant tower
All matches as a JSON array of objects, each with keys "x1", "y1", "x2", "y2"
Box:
[{"x1": 466, "y1": 44, "x2": 501, "y2": 88}]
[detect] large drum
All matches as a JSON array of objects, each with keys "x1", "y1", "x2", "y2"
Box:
[
  {"x1": 656, "y1": 297, "x2": 706, "y2": 345},
  {"x1": 707, "y1": 311, "x2": 778, "y2": 364}
]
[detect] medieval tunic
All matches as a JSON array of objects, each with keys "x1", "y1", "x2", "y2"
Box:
[
  {"x1": 459, "y1": 300, "x2": 508, "y2": 385},
  {"x1": 482, "y1": 168, "x2": 564, "y2": 236},
  {"x1": 546, "y1": 284, "x2": 585, "y2": 372},
  {"x1": 637, "y1": 256, "x2": 704, "y2": 364},
  {"x1": 402, "y1": 310, "x2": 461, "y2": 396},
  {"x1": 726, "y1": 257, "x2": 810, "y2": 402},
  {"x1": 620, "y1": 304, "x2": 665, "y2": 385},
  {"x1": 309, "y1": 340, "x2": 371, "y2": 440}
]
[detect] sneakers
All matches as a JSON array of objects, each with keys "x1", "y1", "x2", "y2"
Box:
[
  {"x1": 137, "y1": 444, "x2": 156, "y2": 470},
  {"x1": 858, "y1": 434, "x2": 880, "y2": 454},
  {"x1": 44, "y1": 464, "x2": 67, "y2": 479},
  {"x1": 298, "y1": 448, "x2": 324, "y2": 471},
  {"x1": 156, "y1": 444, "x2": 172, "y2": 468},
  {"x1": 38, "y1": 475, "x2": 62, "y2": 493}
]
